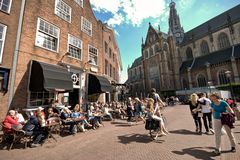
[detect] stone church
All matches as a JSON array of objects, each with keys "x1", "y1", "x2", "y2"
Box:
[{"x1": 126, "y1": 1, "x2": 240, "y2": 98}]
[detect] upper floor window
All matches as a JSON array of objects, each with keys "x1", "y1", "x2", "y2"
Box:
[
  {"x1": 113, "y1": 67, "x2": 115, "y2": 80},
  {"x1": 104, "y1": 41, "x2": 108, "y2": 54},
  {"x1": 154, "y1": 44, "x2": 160, "y2": 53},
  {"x1": 197, "y1": 74, "x2": 207, "y2": 87},
  {"x1": 186, "y1": 47, "x2": 193, "y2": 60},
  {"x1": 0, "y1": 24, "x2": 7, "y2": 63},
  {"x1": 74, "y1": 0, "x2": 83, "y2": 7},
  {"x1": 0, "y1": 0, "x2": 12, "y2": 13},
  {"x1": 218, "y1": 32, "x2": 230, "y2": 50},
  {"x1": 144, "y1": 50, "x2": 149, "y2": 59},
  {"x1": 55, "y1": 0, "x2": 71, "y2": 23},
  {"x1": 218, "y1": 70, "x2": 229, "y2": 85},
  {"x1": 88, "y1": 45, "x2": 98, "y2": 65},
  {"x1": 109, "y1": 48, "x2": 112, "y2": 58},
  {"x1": 200, "y1": 40, "x2": 209, "y2": 55},
  {"x1": 35, "y1": 18, "x2": 60, "y2": 52},
  {"x1": 149, "y1": 48, "x2": 154, "y2": 56},
  {"x1": 110, "y1": 64, "x2": 112, "y2": 77},
  {"x1": 68, "y1": 34, "x2": 82, "y2": 60},
  {"x1": 81, "y1": 17, "x2": 92, "y2": 36},
  {"x1": 105, "y1": 60, "x2": 108, "y2": 75}
]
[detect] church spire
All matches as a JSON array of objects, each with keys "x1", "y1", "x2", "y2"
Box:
[{"x1": 168, "y1": 1, "x2": 184, "y2": 44}]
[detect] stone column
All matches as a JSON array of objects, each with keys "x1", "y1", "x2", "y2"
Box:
[
  {"x1": 187, "y1": 67, "x2": 193, "y2": 89},
  {"x1": 231, "y1": 57, "x2": 240, "y2": 82}
]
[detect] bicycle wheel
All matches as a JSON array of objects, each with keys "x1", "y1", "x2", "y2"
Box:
[{"x1": 150, "y1": 128, "x2": 161, "y2": 140}]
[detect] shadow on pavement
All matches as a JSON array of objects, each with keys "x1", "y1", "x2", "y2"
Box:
[
  {"x1": 170, "y1": 129, "x2": 199, "y2": 135},
  {"x1": 172, "y1": 147, "x2": 217, "y2": 160},
  {"x1": 118, "y1": 134, "x2": 164, "y2": 144}
]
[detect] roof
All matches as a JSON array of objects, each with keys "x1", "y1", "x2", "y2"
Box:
[
  {"x1": 129, "y1": 56, "x2": 142, "y2": 69},
  {"x1": 181, "y1": 4, "x2": 240, "y2": 45},
  {"x1": 180, "y1": 43, "x2": 240, "y2": 73}
]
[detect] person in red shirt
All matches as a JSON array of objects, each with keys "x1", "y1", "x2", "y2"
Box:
[{"x1": 2, "y1": 110, "x2": 19, "y2": 133}]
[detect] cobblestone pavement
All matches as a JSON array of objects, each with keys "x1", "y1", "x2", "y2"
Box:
[{"x1": 0, "y1": 105, "x2": 239, "y2": 160}]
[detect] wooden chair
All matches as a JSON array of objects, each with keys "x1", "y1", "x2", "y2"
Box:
[{"x1": 1, "y1": 123, "x2": 31, "y2": 150}]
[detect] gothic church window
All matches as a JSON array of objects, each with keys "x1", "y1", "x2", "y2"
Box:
[
  {"x1": 218, "y1": 70, "x2": 229, "y2": 85},
  {"x1": 200, "y1": 40, "x2": 209, "y2": 55},
  {"x1": 218, "y1": 32, "x2": 230, "y2": 50},
  {"x1": 144, "y1": 50, "x2": 149, "y2": 59},
  {"x1": 197, "y1": 74, "x2": 207, "y2": 87},
  {"x1": 154, "y1": 45, "x2": 160, "y2": 53},
  {"x1": 186, "y1": 47, "x2": 193, "y2": 60},
  {"x1": 150, "y1": 48, "x2": 154, "y2": 56}
]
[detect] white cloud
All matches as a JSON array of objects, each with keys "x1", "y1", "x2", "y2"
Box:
[
  {"x1": 178, "y1": 0, "x2": 196, "y2": 10},
  {"x1": 90, "y1": 0, "x2": 167, "y2": 27}
]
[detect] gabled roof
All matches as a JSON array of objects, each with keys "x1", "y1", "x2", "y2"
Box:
[
  {"x1": 180, "y1": 43, "x2": 240, "y2": 73},
  {"x1": 181, "y1": 4, "x2": 240, "y2": 45},
  {"x1": 129, "y1": 56, "x2": 142, "y2": 69}
]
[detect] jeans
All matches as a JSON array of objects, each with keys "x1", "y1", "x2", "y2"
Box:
[
  {"x1": 202, "y1": 112, "x2": 213, "y2": 132},
  {"x1": 192, "y1": 113, "x2": 202, "y2": 131}
]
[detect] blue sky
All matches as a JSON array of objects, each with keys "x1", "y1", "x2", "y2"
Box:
[{"x1": 90, "y1": 0, "x2": 240, "y2": 83}]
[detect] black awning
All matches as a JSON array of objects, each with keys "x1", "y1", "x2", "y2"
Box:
[
  {"x1": 29, "y1": 60, "x2": 73, "y2": 92},
  {"x1": 88, "y1": 74, "x2": 113, "y2": 95},
  {"x1": 0, "y1": 67, "x2": 10, "y2": 92}
]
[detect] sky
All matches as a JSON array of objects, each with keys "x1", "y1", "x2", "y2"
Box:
[{"x1": 90, "y1": 0, "x2": 240, "y2": 83}]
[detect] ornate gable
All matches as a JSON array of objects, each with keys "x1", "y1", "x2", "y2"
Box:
[{"x1": 144, "y1": 23, "x2": 159, "y2": 47}]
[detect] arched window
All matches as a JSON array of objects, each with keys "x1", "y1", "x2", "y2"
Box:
[
  {"x1": 218, "y1": 32, "x2": 230, "y2": 49},
  {"x1": 200, "y1": 40, "x2": 209, "y2": 55},
  {"x1": 186, "y1": 47, "x2": 193, "y2": 60},
  {"x1": 149, "y1": 48, "x2": 154, "y2": 56},
  {"x1": 197, "y1": 74, "x2": 207, "y2": 87},
  {"x1": 163, "y1": 43, "x2": 168, "y2": 52},
  {"x1": 154, "y1": 44, "x2": 160, "y2": 53},
  {"x1": 218, "y1": 70, "x2": 229, "y2": 85},
  {"x1": 182, "y1": 79, "x2": 188, "y2": 89},
  {"x1": 144, "y1": 50, "x2": 149, "y2": 59}
]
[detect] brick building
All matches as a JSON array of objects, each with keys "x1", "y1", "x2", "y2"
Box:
[
  {"x1": 127, "y1": 2, "x2": 240, "y2": 98},
  {"x1": 0, "y1": 0, "x2": 122, "y2": 119}
]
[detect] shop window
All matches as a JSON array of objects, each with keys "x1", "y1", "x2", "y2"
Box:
[
  {"x1": 88, "y1": 45, "x2": 98, "y2": 65},
  {"x1": 29, "y1": 91, "x2": 55, "y2": 107}
]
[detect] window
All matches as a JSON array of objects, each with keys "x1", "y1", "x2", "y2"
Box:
[
  {"x1": 110, "y1": 64, "x2": 112, "y2": 77},
  {"x1": 149, "y1": 48, "x2": 154, "y2": 56},
  {"x1": 105, "y1": 60, "x2": 108, "y2": 75},
  {"x1": 0, "y1": 0, "x2": 12, "y2": 13},
  {"x1": 88, "y1": 45, "x2": 98, "y2": 65},
  {"x1": 200, "y1": 40, "x2": 210, "y2": 55},
  {"x1": 113, "y1": 67, "x2": 115, "y2": 80},
  {"x1": 81, "y1": 16, "x2": 92, "y2": 36},
  {"x1": 74, "y1": 0, "x2": 83, "y2": 7},
  {"x1": 197, "y1": 74, "x2": 207, "y2": 87},
  {"x1": 144, "y1": 50, "x2": 149, "y2": 59},
  {"x1": 29, "y1": 91, "x2": 55, "y2": 107},
  {"x1": 35, "y1": 18, "x2": 60, "y2": 52},
  {"x1": 218, "y1": 70, "x2": 229, "y2": 85},
  {"x1": 105, "y1": 41, "x2": 108, "y2": 54},
  {"x1": 186, "y1": 47, "x2": 193, "y2": 60},
  {"x1": 218, "y1": 32, "x2": 230, "y2": 49},
  {"x1": 0, "y1": 24, "x2": 7, "y2": 63},
  {"x1": 55, "y1": 0, "x2": 71, "y2": 23},
  {"x1": 109, "y1": 48, "x2": 112, "y2": 58},
  {"x1": 68, "y1": 34, "x2": 82, "y2": 60},
  {"x1": 154, "y1": 44, "x2": 160, "y2": 53}
]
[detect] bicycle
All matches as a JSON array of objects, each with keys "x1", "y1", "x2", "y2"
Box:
[{"x1": 145, "y1": 114, "x2": 167, "y2": 140}]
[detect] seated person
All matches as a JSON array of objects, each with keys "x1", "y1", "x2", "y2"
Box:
[
  {"x1": 2, "y1": 110, "x2": 20, "y2": 133},
  {"x1": 46, "y1": 107, "x2": 59, "y2": 119},
  {"x1": 60, "y1": 107, "x2": 77, "y2": 134},
  {"x1": 87, "y1": 105, "x2": 102, "y2": 128},
  {"x1": 102, "y1": 104, "x2": 113, "y2": 120},
  {"x1": 13, "y1": 107, "x2": 25, "y2": 124},
  {"x1": 23, "y1": 114, "x2": 48, "y2": 147}
]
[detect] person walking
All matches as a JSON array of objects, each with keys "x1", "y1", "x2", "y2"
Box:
[
  {"x1": 198, "y1": 93, "x2": 214, "y2": 134},
  {"x1": 210, "y1": 93, "x2": 236, "y2": 155},
  {"x1": 189, "y1": 93, "x2": 202, "y2": 134}
]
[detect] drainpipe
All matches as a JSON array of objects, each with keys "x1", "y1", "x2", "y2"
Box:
[{"x1": 8, "y1": 0, "x2": 26, "y2": 108}]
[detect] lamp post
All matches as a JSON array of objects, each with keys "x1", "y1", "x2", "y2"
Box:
[
  {"x1": 207, "y1": 81, "x2": 212, "y2": 94},
  {"x1": 225, "y1": 70, "x2": 235, "y2": 101}
]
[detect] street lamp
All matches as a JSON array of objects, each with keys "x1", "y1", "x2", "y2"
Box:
[
  {"x1": 225, "y1": 70, "x2": 235, "y2": 101},
  {"x1": 207, "y1": 81, "x2": 212, "y2": 94}
]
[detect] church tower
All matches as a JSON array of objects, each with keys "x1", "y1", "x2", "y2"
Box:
[{"x1": 168, "y1": 1, "x2": 184, "y2": 44}]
